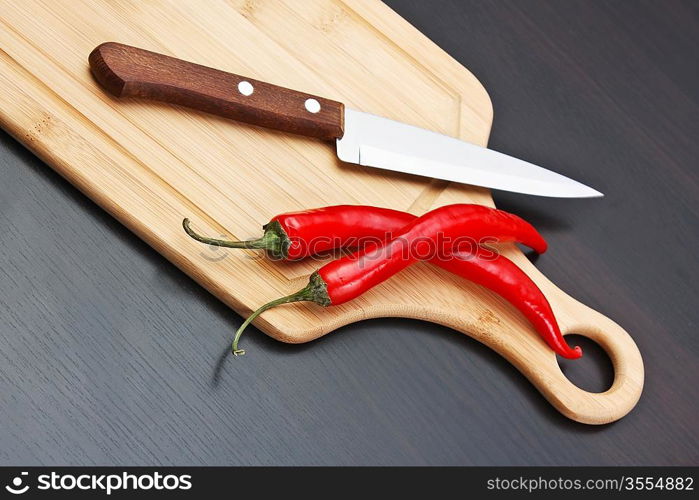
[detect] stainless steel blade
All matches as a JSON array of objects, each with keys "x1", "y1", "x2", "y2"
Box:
[{"x1": 336, "y1": 108, "x2": 602, "y2": 198}]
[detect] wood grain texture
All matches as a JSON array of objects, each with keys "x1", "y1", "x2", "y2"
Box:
[
  {"x1": 0, "y1": 0, "x2": 697, "y2": 466},
  {"x1": 89, "y1": 42, "x2": 345, "y2": 140},
  {"x1": 0, "y1": 0, "x2": 642, "y2": 424}
]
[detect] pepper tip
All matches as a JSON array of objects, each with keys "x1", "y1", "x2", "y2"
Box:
[{"x1": 568, "y1": 345, "x2": 583, "y2": 359}]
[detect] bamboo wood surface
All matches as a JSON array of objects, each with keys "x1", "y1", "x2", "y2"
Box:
[{"x1": 0, "y1": 0, "x2": 642, "y2": 424}]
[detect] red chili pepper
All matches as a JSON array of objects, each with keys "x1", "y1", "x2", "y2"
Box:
[
  {"x1": 222, "y1": 204, "x2": 580, "y2": 359},
  {"x1": 183, "y1": 204, "x2": 548, "y2": 259},
  {"x1": 316, "y1": 205, "x2": 540, "y2": 305},
  {"x1": 436, "y1": 247, "x2": 580, "y2": 359}
]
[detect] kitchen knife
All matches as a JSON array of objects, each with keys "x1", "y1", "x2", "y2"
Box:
[{"x1": 89, "y1": 42, "x2": 602, "y2": 198}]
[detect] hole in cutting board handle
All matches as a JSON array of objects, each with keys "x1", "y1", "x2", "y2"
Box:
[{"x1": 557, "y1": 333, "x2": 614, "y2": 393}]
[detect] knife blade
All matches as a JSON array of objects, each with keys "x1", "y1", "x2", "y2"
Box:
[{"x1": 89, "y1": 42, "x2": 602, "y2": 198}]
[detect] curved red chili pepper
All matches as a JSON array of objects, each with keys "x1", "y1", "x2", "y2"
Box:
[
  {"x1": 436, "y1": 248, "x2": 580, "y2": 359},
  {"x1": 317, "y1": 205, "x2": 543, "y2": 305},
  {"x1": 229, "y1": 204, "x2": 580, "y2": 359},
  {"x1": 275, "y1": 206, "x2": 574, "y2": 357},
  {"x1": 182, "y1": 204, "x2": 547, "y2": 258}
]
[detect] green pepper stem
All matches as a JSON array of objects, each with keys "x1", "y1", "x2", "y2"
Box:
[
  {"x1": 182, "y1": 218, "x2": 279, "y2": 250},
  {"x1": 232, "y1": 272, "x2": 331, "y2": 356},
  {"x1": 232, "y1": 286, "x2": 314, "y2": 356}
]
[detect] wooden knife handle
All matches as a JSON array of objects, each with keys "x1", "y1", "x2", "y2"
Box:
[{"x1": 89, "y1": 42, "x2": 344, "y2": 140}]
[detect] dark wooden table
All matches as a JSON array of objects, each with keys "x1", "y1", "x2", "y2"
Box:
[{"x1": 1, "y1": 0, "x2": 697, "y2": 465}]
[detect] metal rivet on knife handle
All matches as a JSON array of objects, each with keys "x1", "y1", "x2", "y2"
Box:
[
  {"x1": 237, "y1": 81, "x2": 254, "y2": 96},
  {"x1": 305, "y1": 98, "x2": 321, "y2": 113}
]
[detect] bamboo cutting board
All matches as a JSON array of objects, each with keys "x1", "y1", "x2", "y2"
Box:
[{"x1": 0, "y1": 0, "x2": 642, "y2": 424}]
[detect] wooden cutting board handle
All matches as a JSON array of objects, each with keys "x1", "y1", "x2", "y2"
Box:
[
  {"x1": 88, "y1": 42, "x2": 345, "y2": 140},
  {"x1": 429, "y1": 253, "x2": 644, "y2": 425}
]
